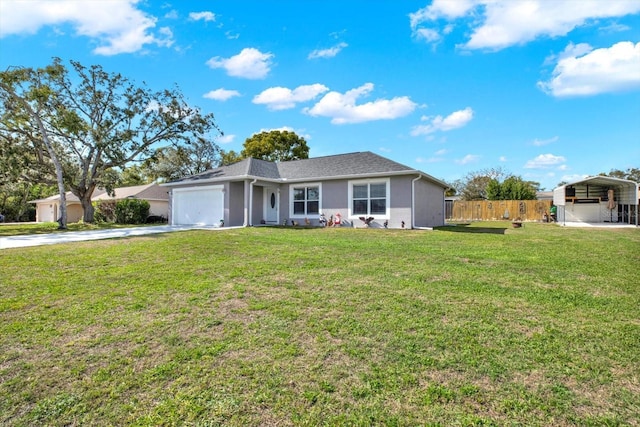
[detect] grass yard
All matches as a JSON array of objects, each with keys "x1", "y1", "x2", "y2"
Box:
[
  {"x1": 0, "y1": 221, "x2": 161, "y2": 237},
  {"x1": 1, "y1": 222, "x2": 639, "y2": 426}
]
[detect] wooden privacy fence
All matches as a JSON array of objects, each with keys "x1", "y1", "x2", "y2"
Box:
[{"x1": 447, "y1": 200, "x2": 552, "y2": 222}]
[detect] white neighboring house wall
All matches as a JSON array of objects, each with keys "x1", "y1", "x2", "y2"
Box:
[{"x1": 32, "y1": 193, "x2": 84, "y2": 223}]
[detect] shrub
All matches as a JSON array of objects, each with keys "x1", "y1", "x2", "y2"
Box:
[
  {"x1": 93, "y1": 200, "x2": 117, "y2": 223},
  {"x1": 115, "y1": 199, "x2": 150, "y2": 224}
]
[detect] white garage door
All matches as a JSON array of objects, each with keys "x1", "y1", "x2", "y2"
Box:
[{"x1": 172, "y1": 186, "x2": 224, "y2": 226}]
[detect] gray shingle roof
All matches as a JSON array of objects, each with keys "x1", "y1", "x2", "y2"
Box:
[
  {"x1": 277, "y1": 152, "x2": 414, "y2": 180},
  {"x1": 167, "y1": 158, "x2": 252, "y2": 183},
  {"x1": 165, "y1": 151, "x2": 447, "y2": 187}
]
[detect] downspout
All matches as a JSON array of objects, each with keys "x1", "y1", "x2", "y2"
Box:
[{"x1": 248, "y1": 178, "x2": 258, "y2": 227}]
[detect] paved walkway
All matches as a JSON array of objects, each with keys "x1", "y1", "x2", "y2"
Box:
[
  {"x1": 560, "y1": 222, "x2": 637, "y2": 228},
  {"x1": 0, "y1": 225, "x2": 229, "y2": 249}
]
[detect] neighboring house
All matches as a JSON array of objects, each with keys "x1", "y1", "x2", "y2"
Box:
[
  {"x1": 162, "y1": 151, "x2": 448, "y2": 229},
  {"x1": 552, "y1": 176, "x2": 639, "y2": 226},
  {"x1": 536, "y1": 191, "x2": 553, "y2": 200},
  {"x1": 92, "y1": 183, "x2": 169, "y2": 219},
  {"x1": 31, "y1": 191, "x2": 86, "y2": 223},
  {"x1": 30, "y1": 183, "x2": 169, "y2": 223}
]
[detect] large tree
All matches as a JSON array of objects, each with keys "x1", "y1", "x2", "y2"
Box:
[
  {"x1": 486, "y1": 175, "x2": 538, "y2": 200},
  {"x1": 219, "y1": 149, "x2": 243, "y2": 166},
  {"x1": 143, "y1": 136, "x2": 221, "y2": 182},
  {"x1": 241, "y1": 130, "x2": 309, "y2": 162},
  {"x1": 1, "y1": 64, "x2": 71, "y2": 227},
  {"x1": 453, "y1": 167, "x2": 507, "y2": 201},
  {"x1": 600, "y1": 167, "x2": 640, "y2": 183},
  {"x1": 0, "y1": 58, "x2": 221, "y2": 224}
]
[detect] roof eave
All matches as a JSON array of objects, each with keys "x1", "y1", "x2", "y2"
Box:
[
  {"x1": 162, "y1": 170, "x2": 449, "y2": 188},
  {"x1": 161, "y1": 175, "x2": 283, "y2": 187},
  {"x1": 283, "y1": 170, "x2": 449, "y2": 188}
]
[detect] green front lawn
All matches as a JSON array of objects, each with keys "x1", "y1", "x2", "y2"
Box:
[
  {"x1": 0, "y1": 221, "x2": 161, "y2": 237},
  {"x1": 1, "y1": 223, "x2": 639, "y2": 426}
]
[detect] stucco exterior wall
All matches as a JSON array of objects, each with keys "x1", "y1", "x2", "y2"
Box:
[
  {"x1": 148, "y1": 200, "x2": 168, "y2": 218},
  {"x1": 388, "y1": 176, "x2": 413, "y2": 229},
  {"x1": 251, "y1": 185, "x2": 263, "y2": 226},
  {"x1": 228, "y1": 181, "x2": 245, "y2": 227},
  {"x1": 35, "y1": 202, "x2": 83, "y2": 223},
  {"x1": 412, "y1": 177, "x2": 445, "y2": 228},
  {"x1": 274, "y1": 176, "x2": 444, "y2": 229}
]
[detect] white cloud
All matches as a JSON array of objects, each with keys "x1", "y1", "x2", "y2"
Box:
[
  {"x1": 304, "y1": 83, "x2": 417, "y2": 124},
  {"x1": 538, "y1": 41, "x2": 640, "y2": 97},
  {"x1": 189, "y1": 11, "x2": 216, "y2": 22},
  {"x1": 203, "y1": 88, "x2": 241, "y2": 101},
  {"x1": 524, "y1": 154, "x2": 567, "y2": 169},
  {"x1": 561, "y1": 173, "x2": 589, "y2": 183},
  {"x1": 499, "y1": 156, "x2": 508, "y2": 162},
  {"x1": 410, "y1": 0, "x2": 477, "y2": 28},
  {"x1": 206, "y1": 48, "x2": 273, "y2": 79},
  {"x1": 456, "y1": 154, "x2": 480, "y2": 165},
  {"x1": 256, "y1": 126, "x2": 311, "y2": 140},
  {"x1": 253, "y1": 84, "x2": 329, "y2": 111},
  {"x1": 0, "y1": 0, "x2": 173, "y2": 55},
  {"x1": 409, "y1": 0, "x2": 640, "y2": 51},
  {"x1": 308, "y1": 42, "x2": 348, "y2": 59},
  {"x1": 218, "y1": 134, "x2": 235, "y2": 144},
  {"x1": 164, "y1": 10, "x2": 178, "y2": 20},
  {"x1": 417, "y1": 156, "x2": 445, "y2": 164},
  {"x1": 599, "y1": 22, "x2": 631, "y2": 33},
  {"x1": 411, "y1": 107, "x2": 474, "y2": 136},
  {"x1": 415, "y1": 28, "x2": 441, "y2": 43},
  {"x1": 532, "y1": 136, "x2": 559, "y2": 146}
]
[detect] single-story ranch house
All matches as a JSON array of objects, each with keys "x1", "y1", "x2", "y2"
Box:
[
  {"x1": 553, "y1": 176, "x2": 639, "y2": 226},
  {"x1": 30, "y1": 183, "x2": 169, "y2": 223},
  {"x1": 162, "y1": 151, "x2": 449, "y2": 229}
]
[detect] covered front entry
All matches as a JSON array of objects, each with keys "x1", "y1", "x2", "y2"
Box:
[
  {"x1": 172, "y1": 185, "x2": 224, "y2": 226},
  {"x1": 263, "y1": 186, "x2": 279, "y2": 224}
]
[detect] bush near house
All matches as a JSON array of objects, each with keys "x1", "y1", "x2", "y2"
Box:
[
  {"x1": 93, "y1": 200, "x2": 117, "y2": 223},
  {"x1": 114, "y1": 199, "x2": 150, "y2": 224}
]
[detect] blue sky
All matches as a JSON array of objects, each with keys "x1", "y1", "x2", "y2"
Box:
[{"x1": 1, "y1": 0, "x2": 639, "y2": 190}]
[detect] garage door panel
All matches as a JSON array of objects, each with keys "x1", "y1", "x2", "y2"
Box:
[{"x1": 172, "y1": 186, "x2": 223, "y2": 226}]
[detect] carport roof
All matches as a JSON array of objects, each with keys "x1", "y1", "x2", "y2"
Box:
[
  {"x1": 559, "y1": 176, "x2": 637, "y2": 188},
  {"x1": 553, "y1": 175, "x2": 639, "y2": 205}
]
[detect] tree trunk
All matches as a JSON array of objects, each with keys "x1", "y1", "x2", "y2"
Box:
[
  {"x1": 0, "y1": 81, "x2": 68, "y2": 228},
  {"x1": 15, "y1": 183, "x2": 32, "y2": 221},
  {"x1": 80, "y1": 194, "x2": 95, "y2": 223}
]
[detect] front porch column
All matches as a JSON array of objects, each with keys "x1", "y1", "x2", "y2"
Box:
[{"x1": 243, "y1": 179, "x2": 250, "y2": 226}]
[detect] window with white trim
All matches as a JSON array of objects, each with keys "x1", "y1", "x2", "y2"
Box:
[
  {"x1": 291, "y1": 184, "x2": 320, "y2": 216},
  {"x1": 349, "y1": 179, "x2": 389, "y2": 217}
]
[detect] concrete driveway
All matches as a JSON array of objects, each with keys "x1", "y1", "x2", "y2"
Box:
[{"x1": 0, "y1": 225, "x2": 228, "y2": 249}]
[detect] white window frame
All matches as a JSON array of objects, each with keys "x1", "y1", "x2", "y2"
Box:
[
  {"x1": 289, "y1": 183, "x2": 322, "y2": 218},
  {"x1": 348, "y1": 178, "x2": 390, "y2": 220}
]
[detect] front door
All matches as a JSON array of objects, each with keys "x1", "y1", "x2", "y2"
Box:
[{"x1": 264, "y1": 187, "x2": 278, "y2": 223}]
